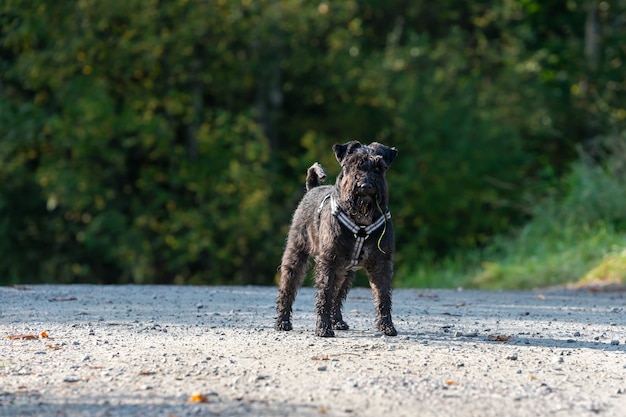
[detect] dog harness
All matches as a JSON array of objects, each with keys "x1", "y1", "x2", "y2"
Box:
[{"x1": 318, "y1": 194, "x2": 392, "y2": 270}]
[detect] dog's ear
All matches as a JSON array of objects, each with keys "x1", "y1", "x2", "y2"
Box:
[
  {"x1": 333, "y1": 141, "x2": 363, "y2": 163},
  {"x1": 369, "y1": 142, "x2": 398, "y2": 166}
]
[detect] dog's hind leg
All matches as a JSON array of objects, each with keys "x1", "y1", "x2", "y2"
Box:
[{"x1": 275, "y1": 230, "x2": 310, "y2": 331}]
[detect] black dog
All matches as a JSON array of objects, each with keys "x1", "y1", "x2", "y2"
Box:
[{"x1": 275, "y1": 141, "x2": 398, "y2": 337}]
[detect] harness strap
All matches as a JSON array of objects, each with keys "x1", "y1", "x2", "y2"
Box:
[{"x1": 319, "y1": 194, "x2": 391, "y2": 270}]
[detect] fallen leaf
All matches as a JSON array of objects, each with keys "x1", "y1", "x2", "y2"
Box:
[
  {"x1": 418, "y1": 292, "x2": 439, "y2": 299},
  {"x1": 488, "y1": 334, "x2": 513, "y2": 343},
  {"x1": 188, "y1": 393, "x2": 209, "y2": 403},
  {"x1": 139, "y1": 371, "x2": 156, "y2": 376},
  {"x1": 527, "y1": 375, "x2": 537, "y2": 380},
  {"x1": 7, "y1": 331, "x2": 49, "y2": 340},
  {"x1": 445, "y1": 380, "x2": 456, "y2": 385},
  {"x1": 49, "y1": 297, "x2": 77, "y2": 302},
  {"x1": 311, "y1": 355, "x2": 330, "y2": 361},
  {"x1": 46, "y1": 344, "x2": 62, "y2": 350},
  {"x1": 537, "y1": 294, "x2": 546, "y2": 300},
  {"x1": 7, "y1": 334, "x2": 39, "y2": 340}
]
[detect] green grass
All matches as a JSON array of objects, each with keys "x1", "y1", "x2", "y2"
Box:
[{"x1": 396, "y1": 221, "x2": 626, "y2": 290}]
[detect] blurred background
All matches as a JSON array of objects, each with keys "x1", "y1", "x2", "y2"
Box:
[{"x1": 1, "y1": 0, "x2": 625, "y2": 289}]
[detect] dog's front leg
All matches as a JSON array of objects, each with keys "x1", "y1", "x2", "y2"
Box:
[
  {"x1": 367, "y1": 261, "x2": 398, "y2": 336},
  {"x1": 331, "y1": 269, "x2": 354, "y2": 330},
  {"x1": 313, "y1": 256, "x2": 337, "y2": 337}
]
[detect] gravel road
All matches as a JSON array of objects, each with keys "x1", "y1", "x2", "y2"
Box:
[{"x1": 1, "y1": 285, "x2": 625, "y2": 417}]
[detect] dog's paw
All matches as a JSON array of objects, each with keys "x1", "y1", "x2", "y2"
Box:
[
  {"x1": 332, "y1": 320, "x2": 350, "y2": 331},
  {"x1": 316, "y1": 327, "x2": 335, "y2": 337},
  {"x1": 275, "y1": 320, "x2": 293, "y2": 331},
  {"x1": 377, "y1": 321, "x2": 398, "y2": 336},
  {"x1": 316, "y1": 318, "x2": 335, "y2": 337}
]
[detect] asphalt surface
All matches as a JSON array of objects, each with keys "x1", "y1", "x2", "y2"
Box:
[{"x1": 1, "y1": 284, "x2": 625, "y2": 416}]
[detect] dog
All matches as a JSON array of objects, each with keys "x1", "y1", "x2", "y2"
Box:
[{"x1": 275, "y1": 141, "x2": 398, "y2": 337}]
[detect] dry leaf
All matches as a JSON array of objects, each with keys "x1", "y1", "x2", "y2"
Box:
[
  {"x1": 311, "y1": 355, "x2": 330, "y2": 361},
  {"x1": 7, "y1": 331, "x2": 49, "y2": 340},
  {"x1": 527, "y1": 375, "x2": 537, "y2": 380},
  {"x1": 487, "y1": 334, "x2": 513, "y2": 343},
  {"x1": 418, "y1": 292, "x2": 439, "y2": 299},
  {"x1": 188, "y1": 393, "x2": 209, "y2": 403},
  {"x1": 445, "y1": 380, "x2": 456, "y2": 385},
  {"x1": 139, "y1": 371, "x2": 156, "y2": 376},
  {"x1": 9, "y1": 285, "x2": 33, "y2": 291},
  {"x1": 537, "y1": 294, "x2": 546, "y2": 300},
  {"x1": 49, "y1": 297, "x2": 77, "y2": 302},
  {"x1": 7, "y1": 334, "x2": 38, "y2": 340}
]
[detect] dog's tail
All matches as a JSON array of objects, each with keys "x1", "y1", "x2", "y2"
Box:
[{"x1": 305, "y1": 162, "x2": 327, "y2": 191}]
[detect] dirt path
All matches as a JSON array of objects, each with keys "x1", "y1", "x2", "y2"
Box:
[{"x1": 1, "y1": 285, "x2": 625, "y2": 416}]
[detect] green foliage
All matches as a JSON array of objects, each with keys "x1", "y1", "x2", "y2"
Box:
[
  {"x1": 398, "y1": 134, "x2": 626, "y2": 289},
  {"x1": 2, "y1": 0, "x2": 626, "y2": 286}
]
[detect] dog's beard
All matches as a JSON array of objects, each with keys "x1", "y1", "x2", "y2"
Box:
[{"x1": 347, "y1": 194, "x2": 376, "y2": 225}]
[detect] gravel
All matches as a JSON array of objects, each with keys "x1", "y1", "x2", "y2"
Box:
[{"x1": 1, "y1": 285, "x2": 625, "y2": 416}]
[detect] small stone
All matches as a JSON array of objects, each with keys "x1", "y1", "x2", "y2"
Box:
[
  {"x1": 610, "y1": 340, "x2": 620, "y2": 345},
  {"x1": 573, "y1": 331, "x2": 581, "y2": 337},
  {"x1": 317, "y1": 365, "x2": 327, "y2": 371},
  {"x1": 506, "y1": 353, "x2": 518, "y2": 361},
  {"x1": 63, "y1": 377, "x2": 80, "y2": 383},
  {"x1": 196, "y1": 303, "x2": 204, "y2": 309},
  {"x1": 553, "y1": 357, "x2": 564, "y2": 364}
]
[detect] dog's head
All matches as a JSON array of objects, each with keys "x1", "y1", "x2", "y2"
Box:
[{"x1": 333, "y1": 141, "x2": 397, "y2": 225}]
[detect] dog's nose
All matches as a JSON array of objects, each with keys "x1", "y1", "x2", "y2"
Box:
[{"x1": 358, "y1": 182, "x2": 375, "y2": 194}]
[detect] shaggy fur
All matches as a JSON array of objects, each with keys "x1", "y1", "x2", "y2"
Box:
[{"x1": 275, "y1": 141, "x2": 398, "y2": 337}]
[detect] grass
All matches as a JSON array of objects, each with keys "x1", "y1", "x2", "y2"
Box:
[{"x1": 397, "y1": 218, "x2": 626, "y2": 290}]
